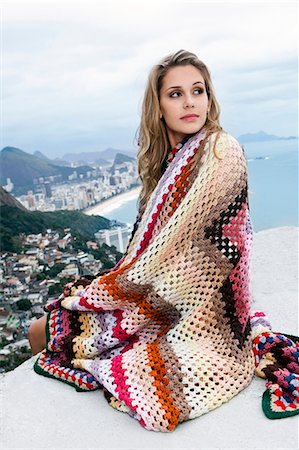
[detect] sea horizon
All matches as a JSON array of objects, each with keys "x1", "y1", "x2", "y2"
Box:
[{"x1": 85, "y1": 139, "x2": 298, "y2": 233}]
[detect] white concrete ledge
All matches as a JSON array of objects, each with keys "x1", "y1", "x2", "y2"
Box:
[{"x1": 1, "y1": 226, "x2": 298, "y2": 449}]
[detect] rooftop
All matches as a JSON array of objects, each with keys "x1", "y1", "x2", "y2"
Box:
[{"x1": 1, "y1": 226, "x2": 298, "y2": 449}]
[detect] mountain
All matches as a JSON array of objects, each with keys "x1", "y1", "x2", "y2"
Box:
[
  {"x1": 237, "y1": 131, "x2": 298, "y2": 143},
  {"x1": 110, "y1": 153, "x2": 136, "y2": 174},
  {"x1": 113, "y1": 153, "x2": 135, "y2": 165},
  {"x1": 0, "y1": 188, "x2": 113, "y2": 253},
  {"x1": 99, "y1": 147, "x2": 136, "y2": 162},
  {"x1": 0, "y1": 186, "x2": 28, "y2": 211},
  {"x1": 33, "y1": 151, "x2": 71, "y2": 167},
  {"x1": 33, "y1": 150, "x2": 50, "y2": 161},
  {"x1": 62, "y1": 147, "x2": 136, "y2": 164},
  {"x1": 0, "y1": 146, "x2": 94, "y2": 195},
  {"x1": 94, "y1": 158, "x2": 111, "y2": 166},
  {"x1": 49, "y1": 158, "x2": 73, "y2": 167}
]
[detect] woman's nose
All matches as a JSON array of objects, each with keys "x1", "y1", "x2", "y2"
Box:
[{"x1": 184, "y1": 96, "x2": 195, "y2": 108}]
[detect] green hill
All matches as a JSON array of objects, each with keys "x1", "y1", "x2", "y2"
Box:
[
  {"x1": 0, "y1": 186, "x2": 27, "y2": 211},
  {"x1": 0, "y1": 187, "x2": 113, "y2": 253},
  {"x1": 0, "y1": 205, "x2": 113, "y2": 253},
  {"x1": 0, "y1": 146, "x2": 94, "y2": 195}
]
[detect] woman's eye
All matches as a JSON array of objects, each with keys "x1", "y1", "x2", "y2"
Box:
[
  {"x1": 169, "y1": 91, "x2": 180, "y2": 98},
  {"x1": 169, "y1": 88, "x2": 204, "y2": 98}
]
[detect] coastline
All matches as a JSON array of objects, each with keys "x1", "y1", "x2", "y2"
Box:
[{"x1": 83, "y1": 185, "x2": 141, "y2": 217}]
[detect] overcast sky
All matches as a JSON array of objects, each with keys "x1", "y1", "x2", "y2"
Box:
[{"x1": 1, "y1": 0, "x2": 298, "y2": 158}]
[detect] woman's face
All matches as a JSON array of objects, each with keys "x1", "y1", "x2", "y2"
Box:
[{"x1": 159, "y1": 64, "x2": 210, "y2": 148}]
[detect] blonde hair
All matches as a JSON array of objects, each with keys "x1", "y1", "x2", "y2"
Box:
[{"x1": 134, "y1": 49, "x2": 224, "y2": 217}]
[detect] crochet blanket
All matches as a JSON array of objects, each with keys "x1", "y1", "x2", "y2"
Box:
[{"x1": 34, "y1": 128, "x2": 299, "y2": 432}]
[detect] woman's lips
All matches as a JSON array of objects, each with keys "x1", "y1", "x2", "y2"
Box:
[{"x1": 180, "y1": 115, "x2": 199, "y2": 121}]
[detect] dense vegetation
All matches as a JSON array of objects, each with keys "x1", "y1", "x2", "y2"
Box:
[{"x1": 0, "y1": 205, "x2": 113, "y2": 253}]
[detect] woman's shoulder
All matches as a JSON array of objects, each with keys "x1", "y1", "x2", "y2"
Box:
[
  {"x1": 208, "y1": 129, "x2": 245, "y2": 159},
  {"x1": 208, "y1": 129, "x2": 242, "y2": 148}
]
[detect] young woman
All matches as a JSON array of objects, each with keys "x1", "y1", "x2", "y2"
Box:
[
  {"x1": 28, "y1": 50, "x2": 219, "y2": 355},
  {"x1": 29, "y1": 49, "x2": 299, "y2": 431}
]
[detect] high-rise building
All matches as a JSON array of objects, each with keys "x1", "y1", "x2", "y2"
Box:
[
  {"x1": 44, "y1": 182, "x2": 52, "y2": 198},
  {"x1": 95, "y1": 225, "x2": 133, "y2": 253}
]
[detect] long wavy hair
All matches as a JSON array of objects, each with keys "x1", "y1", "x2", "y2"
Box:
[{"x1": 135, "y1": 49, "x2": 224, "y2": 218}]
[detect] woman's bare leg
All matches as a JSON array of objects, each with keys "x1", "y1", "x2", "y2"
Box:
[{"x1": 27, "y1": 315, "x2": 47, "y2": 355}]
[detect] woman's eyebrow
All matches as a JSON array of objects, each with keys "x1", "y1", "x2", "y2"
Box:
[{"x1": 166, "y1": 81, "x2": 204, "y2": 91}]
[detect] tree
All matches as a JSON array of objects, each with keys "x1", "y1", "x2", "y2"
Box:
[
  {"x1": 48, "y1": 284, "x2": 62, "y2": 296},
  {"x1": 46, "y1": 263, "x2": 65, "y2": 278},
  {"x1": 16, "y1": 298, "x2": 32, "y2": 311},
  {"x1": 36, "y1": 272, "x2": 47, "y2": 281},
  {"x1": 0, "y1": 336, "x2": 9, "y2": 350}
]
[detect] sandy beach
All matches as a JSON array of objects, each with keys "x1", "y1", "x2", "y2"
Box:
[{"x1": 84, "y1": 186, "x2": 141, "y2": 216}]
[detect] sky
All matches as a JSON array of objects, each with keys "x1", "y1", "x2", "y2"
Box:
[{"x1": 1, "y1": 0, "x2": 298, "y2": 158}]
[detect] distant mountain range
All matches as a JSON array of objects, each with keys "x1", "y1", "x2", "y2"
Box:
[
  {"x1": 62, "y1": 147, "x2": 136, "y2": 164},
  {"x1": 237, "y1": 131, "x2": 297, "y2": 143},
  {"x1": 1, "y1": 131, "x2": 295, "y2": 195},
  {"x1": 0, "y1": 147, "x2": 95, "y2": 195},
  {"x1": 0, "y1": 146, "x2": 137, "y2": 196},
  {"x1": 33, "y1": 150, "x2": 73, "y2": 167}
]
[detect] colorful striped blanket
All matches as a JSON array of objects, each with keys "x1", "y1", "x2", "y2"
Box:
[{"x1": 34, "y1": 128, "x2": 299, "y2": 431}]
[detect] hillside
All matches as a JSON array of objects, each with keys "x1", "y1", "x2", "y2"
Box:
[
  {"x1": 0, "y1": 186, "x2": 27, "y2": 211},
  {"x1": 0, "y1": 188, "x2": 112, "y2": 253},
  {"x1": 33, "y1": 150, "x2": 90, "y2": 167},
  {"x1": 0, "y1": 146, "x2": 94, "y2": 195},
  {"x1": 110, "y1": 152, "x2": 136, "y2": 174},
  {"x1": 33, "y1": 150, "x2": 50, "y2": 161},
  {"x1": 0, "y1": 206, "x2": 112, "y2": 253}
]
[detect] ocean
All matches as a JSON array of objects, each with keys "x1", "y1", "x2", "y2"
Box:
[{"x1": 102, "y1": 139, "x2": 298, "y2": 233}]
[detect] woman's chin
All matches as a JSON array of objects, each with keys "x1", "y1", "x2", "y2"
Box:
[{"x1": 180, "y1": 123, "x2": 204, "y2": 134}]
